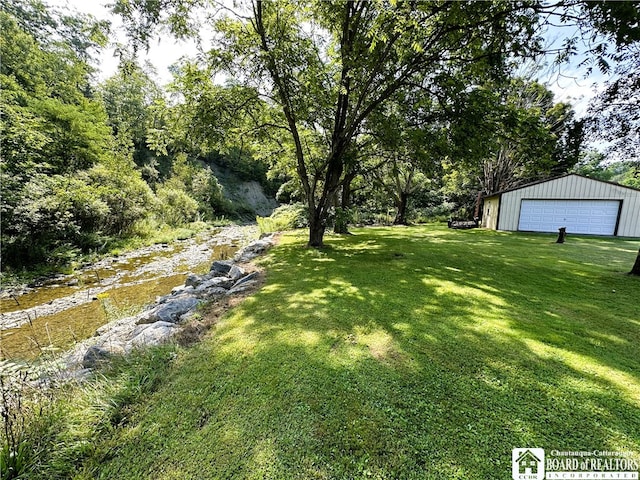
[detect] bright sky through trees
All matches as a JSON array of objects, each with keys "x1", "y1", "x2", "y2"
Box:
[
  {"x1": 49, "y1": 0, "x2": 204, "y2": 84},
  {"x1": 51, "y1": 0, "x2": 610, "y2": 118}
]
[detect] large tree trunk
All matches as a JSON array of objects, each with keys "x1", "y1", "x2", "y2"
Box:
[
  {"x1": 393, "y1": 192, "x2": 410, "y2": 225},
  {"x1": 306, "y1": 138, "x2": 347, "y2": 246},
  {"x1": 308, "y1": 208, "x2": 326, "y2": 248},
  {"x1": 630, "y1": 248, "x2": 640, "y2": 276},
  {"x1": 307, "y1": 158, "x2": 342, "y2": 247}
]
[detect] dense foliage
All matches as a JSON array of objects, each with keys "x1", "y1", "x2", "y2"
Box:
[
  {"x1": 0, "y1": 1, "x2": 271, "y2": 270},
  {"x1": 1, "y1": 0, "x2": 638, "y2": 269},
  {"x1": 1, "y1": 2, "x2": 639, "y2": 476},
  {"x1": 111, "y1": 0, "x2": 639, "y2": 245}
]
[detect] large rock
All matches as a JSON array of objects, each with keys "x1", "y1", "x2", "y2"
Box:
[
  {"x1": 227, "y1": 282, "x2": 257, "y2": 295},
  {"x1": 232, "y1": 271, "x2": 259, "y2": 289},
  {"x1": 211, "y1": 260, "x2": 233, "y2": 275},
  {"x1": 127, "y1": 321, "x2": 177, "y2": 349},
  {"x1": 194, "y1": 276, "x2": 234, "y2": 292},
  {"x1": 94, "y1": 315, "x2": 137, "y2": 337},
  {"x1": 185, "y1": 274, "x2": 203, "y2": 288},
  {"x1": 138, "y1": 295, "x2": 200, "y2": 324},
  {"x1": 82, "y1": 345, "x2": 114, "y2": 369},
  {"x1": 227, "y1": 265, "x2": 245, "y2": 281},
  {"x1": 196, "y1": 286, "x2": 228, "y2": 298},
  {"x1": 233, "y1": 237, "x2": 275, "y2": 263},
  {"x1": 158, "y1": 286, "x2": 195, "y2": 304}
]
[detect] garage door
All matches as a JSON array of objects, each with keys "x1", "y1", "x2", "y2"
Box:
[{"x1": 518, "y1": 199, "x2": 620, "y2": 235}]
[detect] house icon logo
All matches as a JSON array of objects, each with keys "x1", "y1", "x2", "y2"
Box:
[{"x1": 512, "y1": 448, "x2": 545, "y2": 480}]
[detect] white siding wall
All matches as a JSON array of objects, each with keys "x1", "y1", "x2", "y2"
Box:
[{"x1": 497, "y1": 175, "x2": 640, "y2": 237}]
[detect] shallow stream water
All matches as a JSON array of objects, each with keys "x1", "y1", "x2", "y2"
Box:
[{"x1": 0, "y1": 227, "x2": 254, "y2": 360}]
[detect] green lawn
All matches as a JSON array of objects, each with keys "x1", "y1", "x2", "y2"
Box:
[{"x1": 43, "y1": 226, "x2": 640, "y2": 479}]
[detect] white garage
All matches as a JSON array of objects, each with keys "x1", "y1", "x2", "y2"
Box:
[
  {"x1": 482, "y1": 174, "x2": 640, "y2": 237},
  {"x1": 518, "y1": 199, "x2": 621, "y2": 235}
]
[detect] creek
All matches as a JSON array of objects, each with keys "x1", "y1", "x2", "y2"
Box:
[{"x1": 0, "y1": 226, "x2": 258, "y2": 360}]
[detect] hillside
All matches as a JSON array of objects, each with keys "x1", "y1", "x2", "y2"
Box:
[{"x1": 211, "y1": 162, "x2": 278, "y2": 218}]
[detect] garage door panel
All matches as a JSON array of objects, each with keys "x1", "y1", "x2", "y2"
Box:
[{"x1": 518, "y1": 200, "x2": 619, "y2": 235}]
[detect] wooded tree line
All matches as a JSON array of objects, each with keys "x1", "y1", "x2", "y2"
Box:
[
  {"x1": 1, "y1": 0, "x2": 639, "y2": 268},
  {"x1": 0, "y1": 0, "x2": 274, "y2": 268},
  {"x1": 113, "y1": 0, "x2": 640, "y2": 246}
]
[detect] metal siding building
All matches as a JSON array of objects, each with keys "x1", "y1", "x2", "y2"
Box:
[{"x1": 482, "y1": 174, "x2": 640, "y2": 237}]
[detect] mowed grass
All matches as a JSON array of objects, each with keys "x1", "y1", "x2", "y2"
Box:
[{"x1": 79, "y1": 226, "x2": 640, "y2": 479}]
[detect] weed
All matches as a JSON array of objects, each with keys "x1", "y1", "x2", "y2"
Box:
[
  {"x1": 0, "y1": 361, "x2": 56, "y2": 480},
  {"x1": 257, "y1": 203, "x2": 308, "y2": 234}
]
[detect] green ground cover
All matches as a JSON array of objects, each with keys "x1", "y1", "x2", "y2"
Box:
[{"x1": 24, "y1": 226, "x2": 640, "y2": 479}]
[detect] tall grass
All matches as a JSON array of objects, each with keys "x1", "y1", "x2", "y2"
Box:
[
  {"x1": 0, "y1": 346, "x2": 176, "y2": 479},
  {"x1": 257, "y1": 203, "x2": 307, "y2": 235}
]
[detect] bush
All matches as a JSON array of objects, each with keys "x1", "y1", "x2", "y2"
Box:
[
  {"x1": 189, "y1": 168, "x2": 229, "y2": 219},
  {"x1": 85, "y1": 162, "x2": 155, "y2": 235},
  {"x1": 154, "y1": 186, "x2": 199, "y2": 227},
  {"x1": 256, "y1": 203, "x2": 307, "y2": 234},
  {"x1": 409, "y1": 202, "x2": 456, "y2": 223},
  {"x1": 1, "y1": 156, "x2": 157, "y2": 268},
  {"x1": 351, "y1": 207, "x2": 395, "y2": 226},
  {"x1": 2, "y1": 173, "x2": 110, "y2": 265}
]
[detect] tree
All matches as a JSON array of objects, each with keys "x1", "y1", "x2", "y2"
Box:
[
  {"x1": 563, "y1": 1, "x2": 639, "y2": 164},
  {"x1": 576, "y1": 1, "x2": 640, "y2": 276},
  {"x1": 630, "y1": 249, "x2": 640, "y2": 276},
  {"x1": 586, "y1": 55, "x2": 639, "y2": 164},
  {"x1": 244, "y1": 2, "x2": 546, "y2": 246},
  {"x1": 114, "y1": 0, "x2": 544, "y2": 246},
  {"x1": 99, "y1": 60, "x2": 165, "y2": 182},
  {"x1": 364, "y1": 89, "x2": 444, "y2": 225},
  {"x1": 0, "y1": 1, "x2": 157, "y2": 266},
  {"x1": 572, "y1": 150, "x2": 611, "y2": 180},
  {"x1": 143, "y1": 63, "x2": 274, "y2": 218},
  {"x1": 1, "y1": 2, "x2": 112, "y2": 263},
  {"x1": 436, "y1": 77, "x2": 582, "y2": 219},
  {"x1": 0, "y1": 4, "x2": 111, "y2": 177},
  {"x1": 481, "y1": 79, "x2": 583, "y2": 195}
]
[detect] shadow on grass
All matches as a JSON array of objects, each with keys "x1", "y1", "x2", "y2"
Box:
[{"x1": 92, "y1": 226, "x2": 640, "y2": 480}]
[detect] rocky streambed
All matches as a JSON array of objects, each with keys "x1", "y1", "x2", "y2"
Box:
[
  {"x1": 0, "y1": 225, "x2": 262, "y2": 360},
  {"x1": 62, "y1": 234, "x2": 276, "y2": 375}
]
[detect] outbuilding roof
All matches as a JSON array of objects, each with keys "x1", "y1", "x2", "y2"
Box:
[{"x1": 483, "y1": 173, "x2": 640, "y2": 199}]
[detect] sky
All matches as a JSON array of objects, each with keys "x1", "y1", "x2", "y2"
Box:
[
  {"x1": 49, "y1": 0, "x2": 201, "y2": 85},
  {"x1": 49, "y1": 0, "x2": 608, "y2": 119}
]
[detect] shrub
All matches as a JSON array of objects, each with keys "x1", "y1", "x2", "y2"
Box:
[
  {"x1": 409, "y1": 202, "x2": 456, "y2": 223},
  {"x1": 3, "y1": 173, "x2": 110, "y2": 265},
  {"x1": 85, "y1": 162, "x2": 155, "y2": 235},
  {"x1": 256, "y1": 203, "x2": 307, "y2": 234},
  {"x1": 154, "y1": 186, "x2": 199, "y2": 227},
  {"x1": 1, "y1": 157, "x2": 156, "y2": 267},
  {"x1": 189, "y1": 168, "x2": 228, "y2": 219}
]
